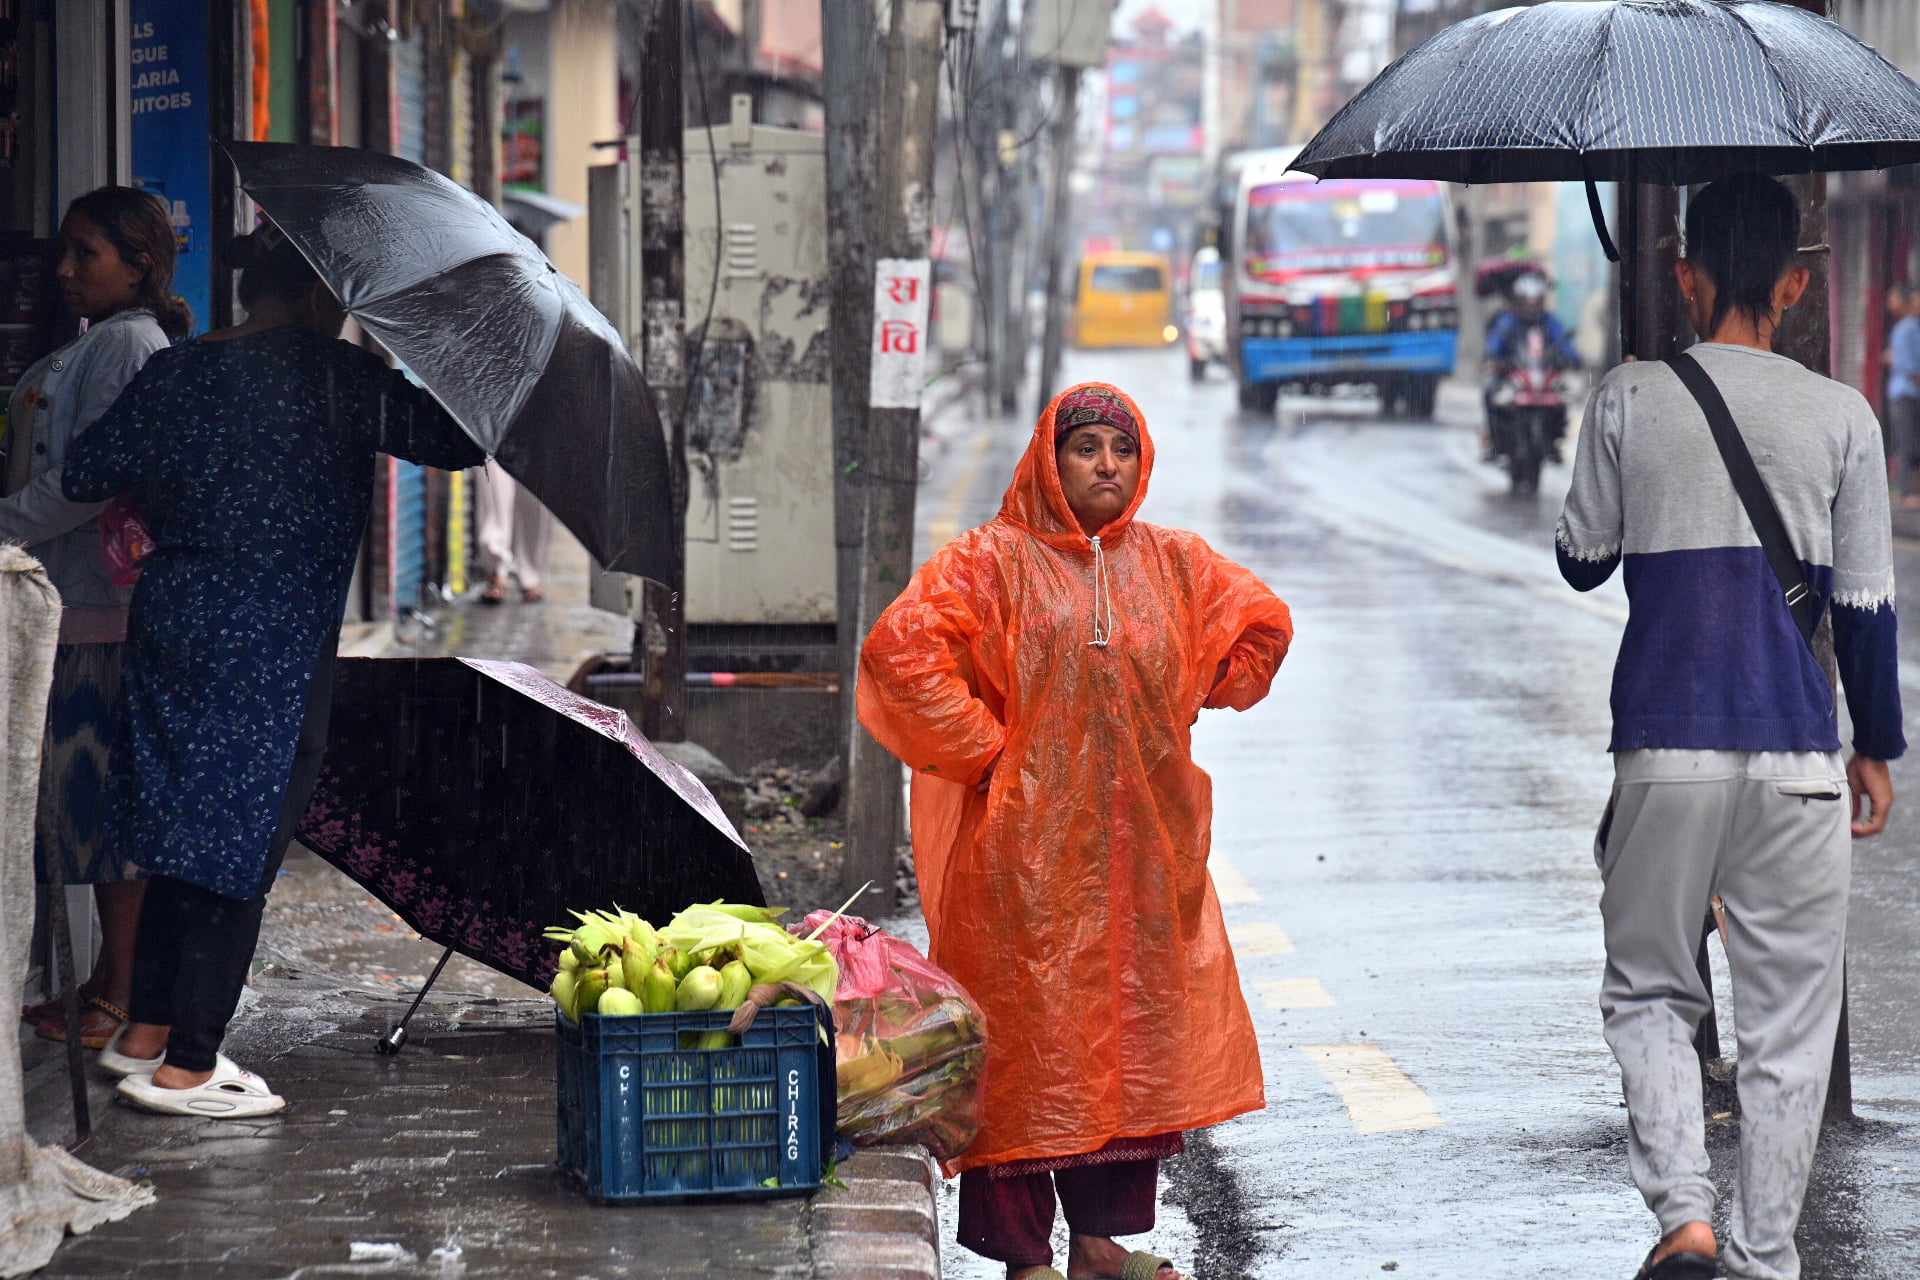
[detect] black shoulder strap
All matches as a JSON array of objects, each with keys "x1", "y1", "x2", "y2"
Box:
[{"x1": 1664, "y1": 352, "x2": 1820, "y2": 644}]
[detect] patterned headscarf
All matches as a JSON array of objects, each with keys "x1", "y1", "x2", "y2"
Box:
[{"x1": 1052, "y1": 384, "x2": 1141, "y2": 447}]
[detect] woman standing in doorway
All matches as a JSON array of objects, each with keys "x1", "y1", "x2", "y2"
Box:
[
  {"x1": 2, "y1": 187, "x2": 188, "y2": 1049},
  {"x1": 858, "y1": 383, "x2": 1293, "y2": 1280}
]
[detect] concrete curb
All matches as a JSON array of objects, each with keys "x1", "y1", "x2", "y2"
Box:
[{"x1": 808, "y1": 1145, "x2": 943, "y2": 1279}]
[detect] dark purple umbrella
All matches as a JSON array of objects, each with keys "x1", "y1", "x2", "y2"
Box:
[{"x1": 297, "y1": 658, "x2": 763, "y2": 1048}]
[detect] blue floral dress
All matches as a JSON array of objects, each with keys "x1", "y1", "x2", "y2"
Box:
[{"x1": 62, "y1": 328, "x2": 485, "y2": 899}]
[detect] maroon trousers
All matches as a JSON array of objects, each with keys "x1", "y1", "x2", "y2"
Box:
[{"x1": 957, "y1": 1158, "x2": 1160, "y2": 1268}]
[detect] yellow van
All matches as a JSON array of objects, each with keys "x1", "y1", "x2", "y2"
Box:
[{"x1": 1071, "y1": 252, "x2": 1178, "y2": 349}]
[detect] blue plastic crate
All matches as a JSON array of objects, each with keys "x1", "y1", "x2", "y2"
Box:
[{"x1": 555, "y1": 1004, "x2": 835, "y2": 1203}]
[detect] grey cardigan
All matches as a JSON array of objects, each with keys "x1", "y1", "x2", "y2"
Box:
[{"x1": 0, "y1": 308, "x2": 170, "y2": 638}]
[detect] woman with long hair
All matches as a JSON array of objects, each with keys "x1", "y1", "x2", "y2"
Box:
[
  {"x1": 2, "y1": 186, "x2": 190, "y2": 1050},
  {"x1": 60, "y1": 223, "x2": 484, "y2": 1115},
  {"x1": 858, "y1": 383, "x2": 1293, "y2": 1280}
]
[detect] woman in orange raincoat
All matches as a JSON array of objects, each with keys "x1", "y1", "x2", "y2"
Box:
[{"x1": 858, "y1": 382, "x2": 1293, "y2": 1280}]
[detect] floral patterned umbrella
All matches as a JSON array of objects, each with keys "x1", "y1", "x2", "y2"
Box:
[{"x1": 297, "y1": 657, "x2": 763, "y2": 992}]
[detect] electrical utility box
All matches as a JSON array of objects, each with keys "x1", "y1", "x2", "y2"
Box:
[
  {"x1": 680, "y1": 96, "x2": 834, "y2": 636},
  {"x1": 1025, "y1": 0, "x2": 1113, "y2": 68}
]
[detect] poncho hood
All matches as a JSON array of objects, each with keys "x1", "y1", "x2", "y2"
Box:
[{"x1": 998, "y1": 381, "x2": 1155, "y2": 552}]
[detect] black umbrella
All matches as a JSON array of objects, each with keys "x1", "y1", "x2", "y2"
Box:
[
  {"x1": 296, "y1": 658, "x2": 763, "y2": 1051},
  {"x1": 1293, "y1": 0, "x2": 1920, "y2": 190},
  {"x1": 1291, "y1": 0, "x2": 1920, "y2": 353},
  {"x1": 218, "y1": 140, "x2": 673, "y2": 580}
]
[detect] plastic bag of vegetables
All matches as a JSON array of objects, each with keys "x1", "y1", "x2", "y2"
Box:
[{"x1": 797, "y1": 912, "x2": 985, "y2": 1161}]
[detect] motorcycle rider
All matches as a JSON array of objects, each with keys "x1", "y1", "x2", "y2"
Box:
[{"x1": 1484, "y1": 270, "x2": 1582, "y2": 461}]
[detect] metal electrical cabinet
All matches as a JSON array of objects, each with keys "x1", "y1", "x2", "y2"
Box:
[{"x1": 682, "y1": 98, "x2": 833, "y2": 635}]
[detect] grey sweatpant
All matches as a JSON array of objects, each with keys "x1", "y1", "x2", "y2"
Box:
[{"x1": 1597, "y1": 750, "x2": 1850, "y2": 1280}]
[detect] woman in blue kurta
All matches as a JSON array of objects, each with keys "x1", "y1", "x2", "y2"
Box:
[{"x1": 61, "y1": 224, "x2": 485, "y2": 1115}]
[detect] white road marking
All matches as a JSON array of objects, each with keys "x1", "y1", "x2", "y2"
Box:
[
  {"x1": 1302, "y1": 1043, "x2": 1444, "y2": 1134},
  {"x1": 1211, "y1": 857, "x2": 1260, "y2": 905},
  {"x1": 1256, "y1": 977, "x2": 1335, "y2": 1010},
  {"x1": 1227, "y1": 921, "x2": 1296, "y2": 957}
]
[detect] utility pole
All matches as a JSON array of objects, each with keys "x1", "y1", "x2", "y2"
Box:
[
  {"x1": 1028, "y1": 0, "x2": 1110, "y2": 417},
  {"x1": 635, "y1": 0, "x2": 688, "y2": 741},
  {"x1": 823, "y1": 0, "x2": 879, "y2": 821},
  {"x1": 1619, "y1": 180, "x2": 1684, "y2": 361},
  {"x1": 839, "y1": 0, "x2": 948, "y2": 915},
  {"x1": 1033, "y1": 64, "x2": 1082, "y2": 419}
]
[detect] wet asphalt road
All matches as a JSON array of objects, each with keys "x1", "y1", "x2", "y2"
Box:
[{"x1": 917, "y1": 349, "x2": 1920, "y2": 1279}]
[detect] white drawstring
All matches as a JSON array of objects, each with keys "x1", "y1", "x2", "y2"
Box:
[{"x1": 1088, "y1": 535, "x2": 1117, "y2": 648}]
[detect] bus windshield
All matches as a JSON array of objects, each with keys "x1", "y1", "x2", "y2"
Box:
[{"x1": 1246, "y1": 181, "x2": 1447, "y2": 276}]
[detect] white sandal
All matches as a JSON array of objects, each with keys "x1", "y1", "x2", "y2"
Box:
[
  {"x1": 98, "y1": 1024, "x2": 165, "y2": 1079},
  {"x1": 115, "y1": 1053, "x2": 286, "y2": 1118}
]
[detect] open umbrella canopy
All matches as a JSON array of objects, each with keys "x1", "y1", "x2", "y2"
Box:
[
  {"x1": 1292, "y1": 0, "x2": 1920, "y2": 187},
  {"x1": 219, "y1": 140, "x2": 672, "y2": 579},
  {"x1": 297, "y1": 658, "x2": 762, "y2": 990}
]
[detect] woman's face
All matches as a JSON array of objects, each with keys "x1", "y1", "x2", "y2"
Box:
[
  {"x1": 1055, "y1": 423, "x2": 1141, "y2": 535},
  {"x1": 55, "y1": 212, "x2": 145, "y2": 322}
]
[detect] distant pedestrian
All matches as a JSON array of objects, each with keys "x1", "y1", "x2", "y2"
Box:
[
  {"x1": 475, "y1": 458, "x2": 554, "y2": 603},
  {"x1": 1884, "y1": 284, "x2": 1920, "y2": 508},
  {"x1": 859, "y1": 382, "x2": 1293, "y2": 1280},
  {"x1": 1557, "y1": 174, "x2": 1902, "y2": 1280},
  {"x1": 1, "y1": 187, "x2": 188, "y2": 1050},
  {"x1": 59, "y1": 222, "x2": 484, "y2": 1117}
]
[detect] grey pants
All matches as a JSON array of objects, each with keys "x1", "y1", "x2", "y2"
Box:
[{"x1": 1598, "y1": 750, "x2": 1850, "y2": 1280}]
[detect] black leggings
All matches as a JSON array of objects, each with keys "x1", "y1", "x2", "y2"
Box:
[{"x1": 129, "y1": 648, "x2": 335, "y2": 1073}]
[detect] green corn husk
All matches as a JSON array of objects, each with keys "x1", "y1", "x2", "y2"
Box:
[
  {"x1": 549, "y1": 970, "x2": 577, "y2": 1019},
  {"x1": 558, "y1": 948, "x2": 580, "y2": 974},
  {"x1": 659, "y1": 908, "x2": 839, "y2": 1002},
  {"x1": 603, "y1": 956, "x2": 625, "y2": 994},
  {"x1": 675, "y1": 965, "x2": 723, "y2": 1011},
  {"x1": 565, "y1": 917, "x2": 622, "y2": 967},
  {"x1": 642, "y1": 957, "x2": 678, "y2": 1014},
  {"x1": 598, "y1": 986, "x2": 643, "y2": 1016},
  {"x1": 701, "y1": 900, "x2": 790, "y2": 925},
  {"x1": 620, "y1": 911, "x2": 660, "y2": 957},
  {"x1": 621, "y1": 937, "x2": 652, "y2": 996},
  {"x1": 664, "y1": 946, "x2": 695, "y2": 982},
  {"x1": 716, "y1": 960, "x2": 752, "y2": 1010},
  {"x1": 574, "y1": 966, "x2": 610, "y2": 1021}
]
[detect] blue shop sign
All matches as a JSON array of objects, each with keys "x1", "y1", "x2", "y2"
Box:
[{"x1": 129, "y1": 1, "x2": 212, "y2": 335}]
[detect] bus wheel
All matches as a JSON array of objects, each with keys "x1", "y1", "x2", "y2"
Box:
[
  {"x1": 1380, "y1": 377, "x2": 1406, "y2": 418},
  {"x1": 1408, "y1": 375, "x2": 1440, "y2": 421}
]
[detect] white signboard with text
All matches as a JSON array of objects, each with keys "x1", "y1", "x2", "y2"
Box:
[{"x1": 869, "y1": 258, "x2": 933, "y2": 410}]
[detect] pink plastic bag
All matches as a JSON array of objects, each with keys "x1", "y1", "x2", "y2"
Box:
[
  {"x1": 100, "y1": 498, "x2": 154, "y2": 588},
  {"x1": 798, "y1": 912, "x2": 986, "y2": 1160}
]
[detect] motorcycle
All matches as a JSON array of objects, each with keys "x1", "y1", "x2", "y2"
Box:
[{"x1": 1487, "y1": 326, "x2": 1569, "y2": 496}]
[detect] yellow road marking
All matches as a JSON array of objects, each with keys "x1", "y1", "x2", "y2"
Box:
[
  {"x1": 1211, "y1": 858, "x2": 1260, "y2": 906},
  {"x1": 1228, "y1": 921, "x2": 1295, "y2": 957},
  {"x1": 927, "y1": 431, "x2": 995, "y2": 544},
  {"x1": 1256, "y1": 977, "x2": 1335, "y2": 1010},
  {"x1": 1302, "y1": 1043, "x2": 1443, "y2": 1134}
]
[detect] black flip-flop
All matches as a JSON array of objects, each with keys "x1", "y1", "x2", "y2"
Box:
[{"x1": 1635, "y1": 1246, "x2": 1719, "y2": 1279}]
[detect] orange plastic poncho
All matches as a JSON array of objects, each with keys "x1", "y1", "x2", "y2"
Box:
[{"x1": 857, "y1": 382, "x2": 1294, "y2": 1175}]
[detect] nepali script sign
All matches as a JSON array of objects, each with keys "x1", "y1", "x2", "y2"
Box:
[{"x1": 869, "y1": 258, "x2": 932, "y2": 410}]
